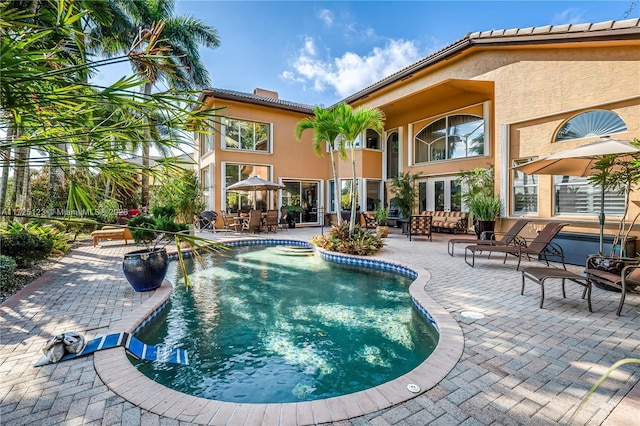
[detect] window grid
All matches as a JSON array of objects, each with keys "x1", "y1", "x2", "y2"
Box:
[
  {"x1": 223, "y1": 118, "x2": 270, "y2": 152},
  {"x1": 512, "y1": 158, "x2": 538, "y2": 215}
]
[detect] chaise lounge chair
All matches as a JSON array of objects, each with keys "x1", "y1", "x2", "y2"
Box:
[
  {"x1": 464, "y1": 222, "x2": 569, "y2": 270},
  {"x1": 447, "y1": 219, "x2": 530, "y2": 256},
  {"x1": 584, "y1": 255, "x2": 640, "y2": 315}
]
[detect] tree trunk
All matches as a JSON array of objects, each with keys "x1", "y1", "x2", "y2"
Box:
[
  {"x1": 11, "y1": 146, "x2": 30, "y2": 221},
  {"x1": 141, "y1": 81, "x2": 153, "y2": 208},
  {"x1": 0, "y1": 123, "x2": 14, "y2": 212},
  {"x1": 328, "y1": 150, "x2": 342, "y2": 226},
  {"x1": 49, "y1": 143, "x2": 67, "y2": 208},
  {"x1": 349, "y1": 145, "x2": 357, "y2": 233}
]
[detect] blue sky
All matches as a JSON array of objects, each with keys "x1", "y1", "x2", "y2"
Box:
[{"x1": 94, "y1": 1, "x2": 637, "y2": 107}]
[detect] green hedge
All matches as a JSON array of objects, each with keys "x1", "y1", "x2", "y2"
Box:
[
  {"x1": 0, "y1": 231, "x2": 53, "y2": 268},
  {"x1": 0, "y1": 255, "x2": 17, "y2": 297}
]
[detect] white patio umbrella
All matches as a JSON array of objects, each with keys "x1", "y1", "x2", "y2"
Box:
[
  {"x1": 225, "y1": 176, "x2": 285, "y2": 210},
  {"x1": 513, "y1": 136, "x2": 640, "y2": 254}
]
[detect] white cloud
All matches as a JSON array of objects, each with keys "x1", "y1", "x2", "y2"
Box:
[
  {"x1": 282, "y1": 37, "x2": 423, "y2": 99},
  {"x1": 552, "y1": 8, "x2": 586, "y2": 25},
  {"x1": 317, "y1": 9, "x2": 334, "y2": 27}
]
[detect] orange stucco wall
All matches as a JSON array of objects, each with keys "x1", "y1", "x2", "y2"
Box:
[{"x1": 197, "y1": 39, "x2": 640, "y2": 238}]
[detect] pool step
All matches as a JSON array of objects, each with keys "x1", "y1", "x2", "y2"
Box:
[{"x1": 275, "y1": 245, "x2": 315, "y2": 256}]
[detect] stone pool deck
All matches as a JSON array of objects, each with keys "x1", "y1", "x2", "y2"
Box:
[{"x1": 1, "y1": 226, "x2": 639, "y2": 425}]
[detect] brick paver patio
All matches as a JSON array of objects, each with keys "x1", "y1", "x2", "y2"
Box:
[{"x1": 1, "y1": 227, "x2": 638, "y2": 425}]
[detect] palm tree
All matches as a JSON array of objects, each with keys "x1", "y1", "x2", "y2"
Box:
[
  {"x1": 1, "y1": 3, "x2": 215, "y2": 218},
  {"x1": 105, "y1": 0, "x2": 220, "y2": 207},
  {"x1": 294, "y1": 106, "x2": 346, "y2": 226},
  {"x1": 335, "y1": 104, "x2": 385, "y2": 232}
]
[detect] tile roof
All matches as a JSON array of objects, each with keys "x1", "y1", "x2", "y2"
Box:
[
  {"x1": 340, "y1": 18, "x2": 640, "y2": 105},
  {"x1": 200, "y1": 88, "x2": 315, "y2": 113},
  {"x1": 199, "y1": 19, "x2": 639, "y2": 110}
]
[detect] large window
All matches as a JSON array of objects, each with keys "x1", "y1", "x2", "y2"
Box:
[
  {"x1": 364, "y1": 129, "x2": 380, "y2": 149},
  {"x1": 224, "y1": 163, "x2": 271, "y2": 212},
  {"x1": 414, "y1": 114, "x2": 485, "y2": 163},
  {"x1": 554, "y1": 110, "x2": 627, "y2": 142},
  {"x1": 340, "y1": 179, "x2": 358, "y2": 211},
  {"x1": 328, "y1": 180, "x2": 336, "y2": 212},
  {"x1": 513, "y1": 159, "x2": 538, "y2": 214},
  {"x1": 201, "y1": 166, "x2": 211, "y2": 208},
  {"x1": 366, "y1": 180, "x2": 381, "y2": 211},
  {"x1": 386, "y1": 131, "x2": 399, "y2": 179},
  {"x1": 553, "y1": 176, "x2": 625, "y2": 217},
  {"x1": 222, "y1": 118, "x2": 270, "y2": 152}
]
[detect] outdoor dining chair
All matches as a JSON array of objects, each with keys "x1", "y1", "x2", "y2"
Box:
[
  {"x1": 220, "y1": 212, "x2": 242, "y2": 232},
  {"x1": 464, "y1": 222, "x2": 569, "y2": 270},
  {"x1": 242, "y1": 209, "x2": 262, "y2": 233},
  {"x1": 447, "y1": 219, "x2": 529, "y2": 256},
  {"x1": 265, "y1": 209, "x2": 279, "y2": 232}
]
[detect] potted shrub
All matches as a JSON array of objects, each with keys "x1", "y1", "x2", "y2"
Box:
[
  {"x1": 376, "y1": 207, "x2": 389, "y2": 238},
  {"x1": 122, "y1": 205, "x2": 188, "y2": 292},
  {"x1": 390, "y1": 172, "x2": 421, "y2": 219},
  {"x1": 467, "y1": 194, "x2": 502, "y2": 239},
  {"x1": 283, "y1": 204, "x2": 303, "y2": 228}
]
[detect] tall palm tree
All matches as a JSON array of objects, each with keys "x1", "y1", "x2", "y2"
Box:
[
  {"x1": 294, "y1": 106, "x2": 346, "y2": 226},
  {"x1": 106, "y1": 0, "x2": 220, "y2": 207},
  {"x1": 335, "y1": 103, "x2": 385, "y2": 232}
]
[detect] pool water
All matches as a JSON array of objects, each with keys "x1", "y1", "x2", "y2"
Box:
[{"x1": 131, "y1": 245, "x2": 439, "y2": 403}]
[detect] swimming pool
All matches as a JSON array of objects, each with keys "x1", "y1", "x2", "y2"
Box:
[{"x1": 131, "y1": 244, "x2": 439, "y2": 403}]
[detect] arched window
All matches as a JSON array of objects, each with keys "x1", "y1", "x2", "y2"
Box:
[
  {"x1": 414, "y1": 114, "x2": 485, "y2": 163},
  {"x1": 554, "y1": 110, "x2": 627, "y2": 142}
]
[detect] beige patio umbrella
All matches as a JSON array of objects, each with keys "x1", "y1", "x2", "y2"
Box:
[
  {"x1": 513, "y1": 136, "x2": 640, "y2": 254},
  {"x1": 225, "y1": 176, "x2": 285, "y2": 210}
]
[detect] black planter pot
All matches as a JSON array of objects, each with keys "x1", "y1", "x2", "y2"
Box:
[
  {"x1": 476, "y1": 220, "x2": 496, "y2": 240},
  {"x1": 122, "y1": 248, "x2": 169, "y2": 292}
]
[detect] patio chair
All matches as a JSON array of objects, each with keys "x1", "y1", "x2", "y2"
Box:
[
  {"x1": 585, "y1": 255, "x2": 640, "y2": 315},
  {"x1": 279, "y1": 208, "x2": 289, "y2": 230},
  {"x1": 408, "y1": 215, "x2": 432, "y2": 241},
  {"x1": 361, "y1": 212, "x2": 377, "y2": 229},
  {"x1": 220, "y1": 212, "x2": 241, "y2": 232},
  {"x1": 265, "y1": 209, "x2": 279, "y2": 232},
  {"x1": 447, "y1": 219, "x2": 529, "y2": 256},
  {"x1": 242, "y1": 209, "x2": 262, "y2": 233},
  {"x1": 465, "y1": 222, "x2": 569, "y2": 270}
]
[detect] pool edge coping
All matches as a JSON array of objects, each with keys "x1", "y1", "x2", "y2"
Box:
[{"x1": 94, "y1": 238, "x2": 464, "y2": 425}]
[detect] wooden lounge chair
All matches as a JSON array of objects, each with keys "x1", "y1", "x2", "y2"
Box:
[
  {"x1": 584, "y1": 255, "x2": 640, "y2": 315},
  {"x1": 448, "y1": 219, "x2": 529, "y2": 256},
  {"x1": 91, "y1": 226, "x2": 133, "y2": 247},
  {"x1": 465, "y1": 222, "x2": 569, "y2": 270}
]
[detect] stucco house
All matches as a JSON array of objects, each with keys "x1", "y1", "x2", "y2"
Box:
[{"x1": 195, "y1": 18, "x2": 640, "y2": 247}]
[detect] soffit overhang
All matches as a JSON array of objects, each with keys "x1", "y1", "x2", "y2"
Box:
[{"x1": 378, "y1": 79, "x2": 494, "y2": 117}]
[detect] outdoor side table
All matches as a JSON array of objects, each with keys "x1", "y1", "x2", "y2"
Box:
[{"x1": 521, "y1": 266, "x2": 592, "y2": 312}]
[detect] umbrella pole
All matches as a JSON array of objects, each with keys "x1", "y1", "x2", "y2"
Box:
[{"x1": 599, "y1": 186, "x2": 605, "y2": 255}]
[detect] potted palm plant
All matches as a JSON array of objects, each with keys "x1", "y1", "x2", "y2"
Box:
[
  {"x1": 122, "y1": 205, "x2": 189, "y2": 292},
  {"x1": 467, "y1": 194, "x2": 502, "y2": 240}
]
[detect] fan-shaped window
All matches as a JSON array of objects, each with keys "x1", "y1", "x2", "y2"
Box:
[
  {"x1": 414, "y1": 114, "x2": 485, "y2": 163},
  {"x1": 555, "y1": 110, "x2": 627, "y2": 142}
]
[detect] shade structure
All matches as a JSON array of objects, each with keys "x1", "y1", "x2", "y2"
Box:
[
  {"x1": 513, "y1": 137, "x2": 640, "y2": 254},
  {"x1": 225, "y1": 176, "x2": 285, "y2": 209}
]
